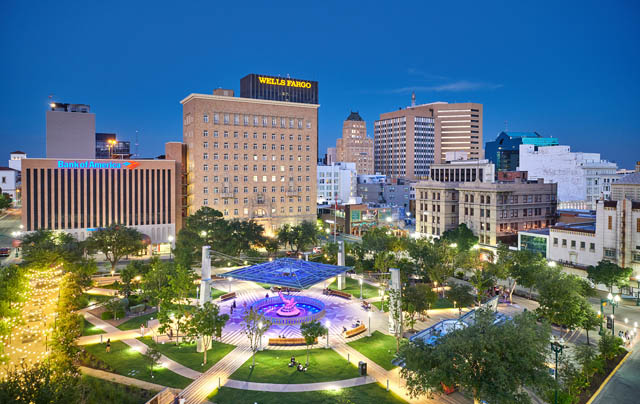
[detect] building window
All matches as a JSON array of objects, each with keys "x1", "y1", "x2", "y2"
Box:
[
  {"x1": 203, "y1": 114, "x2": 209, "y2": 123},
  {"x1": 590, "y1": 243, "x2": 595, "y2": 252},
  {"x1": 608, "y1": 216, "x2": 612, "y2": 230},
  {"x1": 571, "y1": 240, "x2": 576, "y2": 249},
  {"x1": 580, "y1": 241, "x2": 585, "y2": 250},
  {"x1": 562, "y1": 239, "x2": 567, "y2": 247},
  {"x1": 604, "y1": 248, "x2": 616, "y2": 258}
]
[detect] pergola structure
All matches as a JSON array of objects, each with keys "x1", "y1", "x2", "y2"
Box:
[{"x1": 220, "y1": 258, "x2": 350, "y2": 289}]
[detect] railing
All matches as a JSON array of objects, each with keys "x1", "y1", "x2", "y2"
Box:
[{"x1": 251, "y1": 295, "x2": 326, "y2": 325}]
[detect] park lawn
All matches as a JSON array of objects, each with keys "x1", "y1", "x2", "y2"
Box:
[
  {"x1": 255, "y1": 282, "x2": 273, "y2": 290},
  {"x1": 79, "y1": 375, "x2": 155, "y2": 404},
  {"x1": 81, "y1": 293, "x2": 113, "y2": 308},
  {"x1": 96, "y1": 282, "x2": 119, "y2": 290},
  {"x1": 347, "y1": 331, "x2": 398, "y2": 371},
  {"x1": 117, "y1": 311, "x2": 158, "y2": 331},
  {"x1": 83, "y1": 340, "x2": 192, "y2": 389},
  {"x1": 432, "y1": 297, "x2": 454, "y2": 309},
  {"x1": 329, "y1": 277, "x2": 380, "y2": 299},
  {"x1": 138, "y1": 336, "x2": 235, "y2": 372},
  {"x1": 230, "y1": 348, "x2": 359, "y2": 384},
  {"x1": 208, "y1": 384, "x2": 408, "y2": 404},
  {"x1": 371, "y1": 300, "x2": 387, "y2": 312},
  {"x1": 82, "y1": 318, "x2": 105, "y2": 336},
  {"x1": 188, "y1": 287, "x2": 228, "y2": 299}
]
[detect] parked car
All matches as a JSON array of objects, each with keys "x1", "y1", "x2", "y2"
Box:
[{"x1": 0, "y1": 247, "x2": 10, "y2": 257}]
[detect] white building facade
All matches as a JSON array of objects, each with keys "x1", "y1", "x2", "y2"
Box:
[
  {"x1": 317, "y1": 162, "x2": 359, "y2": 205},
  {"x1": 518, "y1": 145, "x2": 618, "y2": 208},
  {"x1": 0, "y1": 167, "x2": 19, "y2": 205}
]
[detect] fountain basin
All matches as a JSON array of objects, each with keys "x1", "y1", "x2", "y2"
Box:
[{"x1": 251, "y1": 295, "x2": 325, "y2": 326}]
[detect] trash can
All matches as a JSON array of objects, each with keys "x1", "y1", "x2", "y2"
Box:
[{"x1": 358, "y1": 361, "x2": 367, "y2": 376}]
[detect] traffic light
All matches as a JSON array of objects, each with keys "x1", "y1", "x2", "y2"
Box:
[{"x1": 606, "y1": 316, "x2": 613, "y2": 330}]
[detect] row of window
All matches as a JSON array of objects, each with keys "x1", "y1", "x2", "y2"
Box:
[
  {"x1": 553, "y1": 237, "x2": 597, "y2": 252},
  {"x1": 198, "y1": 173, "x2": 312, "y2": 183},
  {"x1": 201, "y1": 131, "x2": 312, "y2": 142},
  {"x1": 201, "y1": 113, "x2": 311, "y2": 129},
  {"x1": 201, "y1": 163, "x2": 311, "y2": 173},
  {"x1": 200, "y1": 204, "x2": 312, "y2": 215},
  {"x1": 203, "y1": 186, "x2": 310, "y2": 194}
]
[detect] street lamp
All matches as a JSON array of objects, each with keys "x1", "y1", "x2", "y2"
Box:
[
  {"x1": 326, "y1": 320, "x2": 330, "y2": 348},
  {"x1": 228, "y1": 277, "x2": 233, "y2": 292},
  {"x1": 200, "y1": 230, "x2": 207, "y2": 238},
  {"x1": 359, "y1": 277, "x2": 363, "y2": 300},
  {"x1": 167, "y1": 235, "x2": 174, "y2": 259},
  {"x1": 258, "y1": 322, "x2": 263, "y2": 350},
  {"x1": 550, "y1": 336, "x2": 565, "y2": 404},
  {"x1": 449, "y1": 243, "x2": 457, "y2": 248},
  {"x1": 368, "y1": 311, "x2": 371, "y2": 337}
]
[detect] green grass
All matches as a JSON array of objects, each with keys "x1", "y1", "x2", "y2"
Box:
[
  {"x1": 347, "y1": 331, "x2": 398, "y2": 371},
  {"x1": 255, "y1": 282, "x2": 273, "y2": 290},
  {"x1": 96, "y1": 282, "x2": 120, "y2": 290},
  {"x1": 432, "y1": 297, "x2": 454, "y2": 309},
  {"x1": 328, "y1": 277, "x2": 381, "y2": 299},
  {"x1": 208, "y1": 384, "x2": 408, "y2": 404},
  {"x1": 138, "y1": 336, "x2": 235, "y2": 372},
  {"x1": 188, "y1": 287, "x2": 228, "y2": 299},
  {"x1": 83, "y1": 340, "x2": 193, "y2": 389},
  {"x1": 371, "y1": 300, "x2": 387, "y2": 312},
  {"x1": 117, "y1": 311, "x2": 158, "y2": 331},
  {"x1": 78, "y1": 375, "x2": 156, "y2": 404},
  {"x1": 82, "y1": 318, "x2": 105, "y2": 336},
  {"x1": 81, "y1": 293, "x2": 113, "y2": 308},
  {"x1": 230, "y1": 348, "x2": 359, "y2": 384}
]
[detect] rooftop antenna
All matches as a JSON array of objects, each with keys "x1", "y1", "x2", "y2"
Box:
[
  {"x1": 504, "y1": 120, "x2": 508, "y2": 131},
  {"x1": 135, "y1": 129, "x2": 140, "y2": 157},
  {"x1": 411, "y1": 92, "x2": 416, "y2": 107}
]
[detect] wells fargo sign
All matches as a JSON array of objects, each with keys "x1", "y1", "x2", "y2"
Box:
[{"x1": 257, "y1": 76, "x2": 312, "y2": 88}]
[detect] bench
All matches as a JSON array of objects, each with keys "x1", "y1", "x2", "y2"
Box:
[
  {"x1": 220, "y1": 292, "x2": 236, "y2": 301},
  {"x1": 268, "y1": 337, "x2": 317, "y2": 346},
  {"x1": 327, "y1": 289, "x2": 352, "y2": 299},
  {"x1": 343, "y1": 324, "x2": 366, "y2": 338}
]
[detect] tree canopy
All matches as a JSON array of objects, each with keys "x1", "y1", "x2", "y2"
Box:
[
  {"x1": 587, "y1": 260, "x2": 633, "y2": 293},
  {"x1": 398, "y1": 310, "x2": 552, "y2": 404},
  {"x1": 440, "y1": 224, "x2": 478, "y2": 253},
  {"x1": 84, "y1": 224, "x2": 145, "y2": 272}
]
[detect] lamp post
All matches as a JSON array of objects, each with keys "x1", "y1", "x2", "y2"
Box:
[
  {"x1": 228, "y1": 277, "x2": 233, "y2": 292},
  {"x1": 359, "y1": 277, "x2": 363, "y2": 300},
  {"x1": 608, "y1": 292, "x2": 621, "y2": 335},
  {"x1": 326, "y1": 320, "x2": 330, "y2": 348},
  {"x1": 167, "y1": 235, "x2": 174, "y2": 259},
  {"x1": 550, "y1": 336, "x2": 565, "y2": 404},
  {"x1": 368, "y1": 311, "x2": 371, "y2": 337},
  {"x1": 258, "y1": 322, "x2": 263, "y2": 351}
]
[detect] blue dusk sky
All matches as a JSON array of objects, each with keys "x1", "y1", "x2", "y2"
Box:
[{"x1": 1, "y1": 1, "x2": 638, "y2": 168}]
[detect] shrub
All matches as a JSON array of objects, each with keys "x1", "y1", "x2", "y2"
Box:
[
  {"x1": 598, "y1": 334, "x2": 625, "y2": 360},
  {"x1": 100, "y1": 310, "x2": 126, "y2": 320},
  {"x1": 455, "y1": 271, "x2": 465, "y2": 279},
  {"x1": 129, "y1": 304, "x2": 146, "y2": 314}
]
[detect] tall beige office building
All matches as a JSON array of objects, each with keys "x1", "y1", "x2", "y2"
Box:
[
  {"x1": 374, "y1": 95, "x2": 483, "y2": 180},
  {"x1": 181, "y1": 82, "x2": 318, "y2": 236},
  {"x1": 336, "y1": 112, "x2": 374, "y2": 174}
]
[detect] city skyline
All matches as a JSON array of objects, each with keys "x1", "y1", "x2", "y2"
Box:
[{"x1": 1, "y1": 1, "x2": 639, "y2": 168}]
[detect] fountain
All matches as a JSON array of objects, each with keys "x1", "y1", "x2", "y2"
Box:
[{"x1": 251, "y1": 292, "x2": 325, "y2": 326}]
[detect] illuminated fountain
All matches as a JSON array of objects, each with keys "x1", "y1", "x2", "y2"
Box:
[{"x1": 251, "y1": 292, "x2": 325, "y2": 326}]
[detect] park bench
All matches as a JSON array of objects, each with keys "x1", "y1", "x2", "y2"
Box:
[
  {"x1": 268, "y1": 337, "x2": 317, "y2": 346},
  {"x1": 328, "y1": 289, "x2": 352, "y2": 299},
  {"x1": 220, "y1": 292, "x2": 236, "y2": 301},
  {"x1": 343, "y1": 324, "x2": 366, "y2": 338}
]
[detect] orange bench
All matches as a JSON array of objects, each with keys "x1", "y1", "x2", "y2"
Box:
[
  {"x1": 268, "y1": 337, "x2": 317, "y2": 346},
  {"x1": 328, "y1": 289, "x2": 352, "y2": 299},
  {"x1": 220, "y1": 292, "x2": 236, "y2": 301},
  {"x1": 343, "y1": 324, "x2": 366, "y2": 338}
]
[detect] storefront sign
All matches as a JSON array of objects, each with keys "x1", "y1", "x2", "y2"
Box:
[{"x1": 56, "y1": 160, "x2": 140, "y2": 169}]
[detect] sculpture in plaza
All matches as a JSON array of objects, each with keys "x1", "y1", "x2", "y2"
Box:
[{"x1": 276, "y1": 290, "x2": 301, "y2": 317}]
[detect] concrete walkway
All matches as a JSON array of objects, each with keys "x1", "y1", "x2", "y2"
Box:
[
  {"x1": 87, "y1": 287, "x2": 119, "y2": 296},
  {"x1": 224, "y1": 375, "x2": 376, "y2": 392},
  {"x1": 79, "y1": 365, "x2": 175, "y2": 392},
  {"x1": 592, "y1": 345, "x2": 640, "y2": 404}
]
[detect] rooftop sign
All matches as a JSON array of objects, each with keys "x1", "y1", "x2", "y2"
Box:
[
  {"x1": 57, "y1": 160, "x2": 140, "y2": 169},
  {"x1": 257, "y1": 76, "x2": 312, "y2": 88}
]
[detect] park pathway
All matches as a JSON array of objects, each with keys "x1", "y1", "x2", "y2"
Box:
[
  {"x1": 79, "y1": 365, "x2": 179, "y2": 393},
  {"x1": 179, "y1": 346, "x2": 253, "y2": 404},
  {"x1": 224, "y1": 375, "x2": 376, "y2": 392}
]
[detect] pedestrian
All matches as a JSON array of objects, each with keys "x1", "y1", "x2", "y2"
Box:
[
  {"x1": 179, "y1": 394, "x2": 185, "y2": 404},
  {"x1": 265, "y1": 293, "x2": 269, "y2": 299},
  {"x1": 232, "y1": 300, "x2": 237, "y2": 309},
  {"x1": 173, "y1": 393, "x2": 179, "y2": 404},
  {"x1": 140, "y1": 324, "x2": 145, "y2": 336},
  {"x1": 106, "y1": 338, "x2": 111, "y2": 353},
  {"x1": 230, "y1": 306, "x2": 234, "y2": 315}
]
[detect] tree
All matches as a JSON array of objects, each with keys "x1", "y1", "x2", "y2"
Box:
[
  {"x1": 143, "y1": 342, "x2": 162, "y2": 378},
  {"x1": 403, "y1": 284, "x2": 435, "y2": 330},
  {"x1": 185, "y1": 301, "x2": 229, "y2": 364},
  {"x1": 300, "y1": 320, "x2": 326, "y2": 366},
  {"x1": 278, "y1": 221, "x2": 319, "y2": 253},
  {"x1": 536, "y1": 269, "x2": 593, "y2": 334},
  {"x1": 440, "y1": 224, "x2": 478, "y2": 253},
  {"x1": 373, "y1": 251, "x2": 395, "y2": 274},
  {"x1": 20, "y1": 230, "x2": 83, "y2": 268},
  {"x1": 446, "y1": 283, "x2": 475, "y2": 309},
  {"x1": 0, "y1": 361, "x2": 81, "y2": 404},
  {"x1": 157, "y1": 263, "x2": 197, "y2": 344},
  {"x1": 598, "y1": 334, "x2": 625, "y2": 361},
  {"x1": 587, "y1": 260, "x2": 633, "y2": 293},
  {"x1": 388, "y1": 288, "x2": 403, "y2": 353},
  {"x1": 141, "y1": 257, "x2": 172, "y2": 311},
  {"x1": 468, "y1": 267, "x2": 495, "y2": 306},
  {"x1": 264, "y1": 237, "x2": 280, "y2": 257},
  {"x1": 242, "y1": 308, "x2": 272, "y2": 367},
  {"x1": 85, "y1": 224, "x2": 144, "y2": 273},
  {"x1": 104, "y1": 297, "x2": 124, "y2": 320},
  {"x1": 0, "y1": 193, "x2": 12, "y2": 212},
  {"x1": 580, "y1": 300, "x2": 601, "y2": 345},
  {"x1": 398, "y1": 310, "x2": 553, "y2": 404}
]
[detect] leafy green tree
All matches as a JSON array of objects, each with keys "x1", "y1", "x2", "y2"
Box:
[
  {"x1": 142, "y1": 342, "x2": 162, "y2": 378},
  {"x1": 0, "y1": 360, "x2": 81, "y2": 404},
  {"x1": 428, "y1": 241, "x2": 457, "y2": 297},
  {"x1": 141, "y1": 257, "x2": 171, "y2": 311},
  {"x1": 598, "y1": 334, "x2": 625, "y2": 360},
  {"x1": 185, "y1": 301, "x2": 229, "y2": 364},
  {"x1": 446, "y1": 283, "x2": 475, "y2": 309},
  {"x1": 468, "y1": 266, "x2": 495, "y2": 306},
  {"x1": 440, "y1": 224, "x2": 478, "y2": 253},
  {"x1": 403, "y1": 284, "x2": 435, "y2": 330},
  {"x1": 20, "y1": 230, "x2": 83, "y2": 268},
  {"x1": 373, "y1": 251, "x2": 395, "y2": 274},
  {"x1": 119, "y1": 261, "x2": 140, "y2": 298},
  {"x1": 85, "y1": 224, "x2": 144, "y2": 273},
  {"x1": 580, "y1": 300, "x2": 601, "y2": 345},
  {"x1": 0, "y1": 193, "x2": 12, "y2": 212},
  {"x1": 398, "y1": 310, "x2": 553, "y2": 404},
  {"x1": 242, "y1": 308, "x2": 272, "y2": 367},
  {"x1": 264, "y1": 237, "x2": 280, "y2": 257},
  {"x1": 157, "y1": 263, "x2": 197, "y2": 344},
  {"x1": 300, "y1": 320, "x2": 326, "y2": 366},
  {"x1": 536, "y1": 268, "x2": 593, "y2": 332},
  {"x1": 278, "y1": 221, "x2": 319, "y2": 253},
  {"x1": 104, "y1": 297, "x2": 124, "y2": 320},
  {"x1": 587, "y1": 260, "x2": 633, "y2": 293}
]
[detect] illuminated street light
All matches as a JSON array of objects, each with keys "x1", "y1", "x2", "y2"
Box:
[
  {"x1": 449, "y1": 243, "x2": 457, "y2": 248},
  {"x1": 200, "y1": 230, "x2": 207, "y2": 237},
  {"x1": 548, "y1": 261, "x2": 556, "y2": 267},
  {"x1": 368, "y1": 311, "x2": 371, "y2": 337},
  {"x1": 326, "y1": 320, "x2": 331, "y2": 348}
]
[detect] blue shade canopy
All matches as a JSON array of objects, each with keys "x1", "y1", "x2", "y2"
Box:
[{"x1": 220, "y1": 258, "x2": 350, "y2": 289}]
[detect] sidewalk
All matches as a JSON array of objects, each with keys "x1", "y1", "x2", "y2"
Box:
[
  {"x1": 79, "y1": 365, "x2": 176, "y2": 393},
  {"x1": 224, "y1": 375, "x2": 375, "y2": 392}
]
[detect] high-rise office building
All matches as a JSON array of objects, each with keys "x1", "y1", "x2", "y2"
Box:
[
  {"x1": 181, "y1": 77, "x2": 318, "y2": 236},
  {"x1": 336, "y1": 112, "x2": 374, "y2": 174},
  {"x1": 485, "y1": 131, "x2": 558, "y2": 172},
  {"x1": 46, "y1": 103, "x2": 95, "y2": 159},
  {"x1": 95, "y1": 133, "x2": 132, "y2": 159},
  {"x1": 374, "y1": 98, "x2": 483, "y2": 180}
]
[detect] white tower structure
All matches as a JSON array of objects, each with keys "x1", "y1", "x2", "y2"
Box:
[
  {"x1": 337, "y1": 241, "x2": 346, "y2": 290},
  {"x1": 388, "y1": 267, "x2": 401, "y2": 334},
  {"x1": 197, "y1": 246, "x2": 212, "y2": 352}
]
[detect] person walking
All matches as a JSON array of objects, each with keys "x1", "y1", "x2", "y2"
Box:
[{"x1": 106, "y1": 338, "x2": 111, "y2": 353}]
